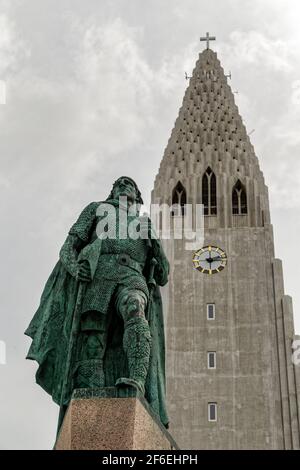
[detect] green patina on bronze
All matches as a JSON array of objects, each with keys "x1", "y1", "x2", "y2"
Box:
[{"x1": 25, "y1": 177, "x2": 170, "y2": 432}]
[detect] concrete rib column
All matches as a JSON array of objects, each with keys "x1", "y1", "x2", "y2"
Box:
[
  {"x1": 293, "y1": 334, "x2": 300, "y2": 443},
  {"x1": 272, "y1": 260, "x2": 292, "y2": 449},
  {"x1": 282, "y1": 296, "x2": 300, "y2": 449}
]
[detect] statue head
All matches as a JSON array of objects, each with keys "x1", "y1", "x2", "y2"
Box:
[{"x1": 108, "y1": 176, "x2": 144, "y2": 206}]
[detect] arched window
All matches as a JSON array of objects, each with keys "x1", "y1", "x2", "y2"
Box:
[
  {"x1": 232, "y1": 180, "x2": 247, "y2": 215},
  {"x1": 202, "y1": 167, "x2": 217, "y2": 216},
  {"x1": 171, "y1": 181, "x2": 187, "y2": 216}
]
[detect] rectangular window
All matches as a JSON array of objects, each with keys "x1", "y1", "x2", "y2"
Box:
[
  {"x1": 207, "y1": 304, "x2": 215, "y2": 320},
  {"x1": 208, "y1": 403, "x2": 217, "y2": 422},
  {"x1": 208, "y1": 352, "x2": 216, "y2": 369}
]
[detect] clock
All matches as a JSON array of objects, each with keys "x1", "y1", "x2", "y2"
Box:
[{"x1": 192, "y1": 246, "x2": 227, "y2": 275}]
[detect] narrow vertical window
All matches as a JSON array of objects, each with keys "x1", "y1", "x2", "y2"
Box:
[
  {"x1": 207, "y1": 304, "x2": 215, "y2": 320},
  {"x1": 232, "y1": 185, "x2": 239, "y2": 214},
  {"x1": 202, "y1": 170, "x2": 209, "y2": 215},
  {"x1": 210, "y1": 172, "x2": 217, "y2": 214},
  {"x1": 202, "y1": 167, "x2": 217, "y2": 215},
  {"x1": 207, "y1": 352, "x2": 216, "y2": 369},
  {"x1": 232, "y1": 180, "x2": 247, "y2": 215},
  {"x1": 208, "y1": 403, "x2": 217, "y2": 422},
  {"x1": 172, "y1": 181, "x2": 187, "y2": 216}
]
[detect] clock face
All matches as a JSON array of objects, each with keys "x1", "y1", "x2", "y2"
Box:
[{"x1": 193, "y1": 246, "x2": 227, "y2": 275}]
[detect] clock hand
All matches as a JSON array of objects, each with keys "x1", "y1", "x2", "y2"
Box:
[{"x1": 206, "y1": 256, "x2": 225, "y2": 263}]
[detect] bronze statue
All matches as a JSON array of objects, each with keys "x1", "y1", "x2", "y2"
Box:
[{"x1": 25, "y1": 177, "x2": 169, "y2": 431}]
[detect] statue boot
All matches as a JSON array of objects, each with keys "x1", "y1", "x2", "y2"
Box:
[
  {"x1": 75, "y1": 358, "x2": 105, "y2": 389},
  {"x1": 116, "y1": 287, "x2": 151, "y2": 395}
]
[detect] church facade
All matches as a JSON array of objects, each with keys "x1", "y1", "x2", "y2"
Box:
[{"x1": 151, "y1": 40, "x2": 300, "y2": 449}]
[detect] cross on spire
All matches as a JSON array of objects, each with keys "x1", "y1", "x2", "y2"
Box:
[{"x1": 200, "y1": 32, "x2": 216, "y2": 50}]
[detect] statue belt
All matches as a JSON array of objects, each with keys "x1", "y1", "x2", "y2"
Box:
[{"x1": 99, "y1": 253, "x2": 144, "y2": 275}]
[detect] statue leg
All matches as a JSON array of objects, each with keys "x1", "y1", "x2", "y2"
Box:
[
  {"x1": 75, "y1": 311, "x2": 108, "y2": 389},
  {"x1": 57, "y1": 312, "x2": 108, "y2": 435},
  {"x1": 115, "y1": 288, "x2": 151, "y2": 395}
]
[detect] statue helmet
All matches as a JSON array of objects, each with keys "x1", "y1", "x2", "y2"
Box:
[{"x1": 108, "y1": 176, "x2": 144, "y2": 205}]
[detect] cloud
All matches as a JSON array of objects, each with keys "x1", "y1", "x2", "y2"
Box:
[
  {"x1": 0, "y1": 13, "x2": 30, "y2": 77},
  {"x1": 220, "y1": 30, "x2": 293, "y2": 72},
  {"x1": 0, "y1": 172, "x2": 10, "y2": 189},
  {"x1": 73, "y1": 17, "x2": 156, "y2": 150},
  {"x1": 216, "y1": 27, "x2": 300, "y2": 211},
  {"x1": 260, "y1": 77, "x2": 300, "y2": 210},
  {"x1": 291, "y1": 80, "x2": 300, "y2": 105}
]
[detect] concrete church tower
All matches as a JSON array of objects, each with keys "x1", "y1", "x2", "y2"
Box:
[{"x1": 151, "y1": 36, "x2": 300, "y2": 449}]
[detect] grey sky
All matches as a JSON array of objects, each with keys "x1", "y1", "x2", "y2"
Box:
[{"x1": 0, "y1": 0, "x2": 299, "y2": 449}]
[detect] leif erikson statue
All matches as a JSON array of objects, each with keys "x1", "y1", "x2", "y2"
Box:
[{"x1": 25, "y1": 177, "x2": 169, "y2": 431}]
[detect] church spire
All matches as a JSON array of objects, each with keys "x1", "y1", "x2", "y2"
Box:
[{"x1": 153, "y1": 43, "x2": 270, "y2": 229}]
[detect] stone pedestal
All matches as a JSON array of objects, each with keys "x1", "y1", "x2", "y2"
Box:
[{"x1": 55, "y1": 387, "x2": 178, "y2": 450}]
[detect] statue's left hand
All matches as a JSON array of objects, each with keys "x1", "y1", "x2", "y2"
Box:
[{"x1": 60, "y1": 234, "x2": 93, "y2": 281}]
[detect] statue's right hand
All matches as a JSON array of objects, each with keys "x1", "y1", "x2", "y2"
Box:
[{"x1": 76, "y1": 261, "x2": 92, "y2": 283}]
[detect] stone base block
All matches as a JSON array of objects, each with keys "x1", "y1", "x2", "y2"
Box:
[{"x1": 55, "y1": 387, "x2": 178, "y2": 450}]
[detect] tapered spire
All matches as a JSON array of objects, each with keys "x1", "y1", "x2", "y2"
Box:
[
  {"x1": 157, "y1": 48, "x2": 259, "y2": 181},
  {"x1": 153, "y1": 46, "x2": 269, "y2": 229}
]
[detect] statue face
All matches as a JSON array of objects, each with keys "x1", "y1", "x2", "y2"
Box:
[{"x1": 112, "y1": 177, "x2": 138, "y2": 205}]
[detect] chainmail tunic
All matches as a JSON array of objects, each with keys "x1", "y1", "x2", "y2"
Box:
[{"x1": 69, "y1": 201, "x2": 151, "y2": 315}]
